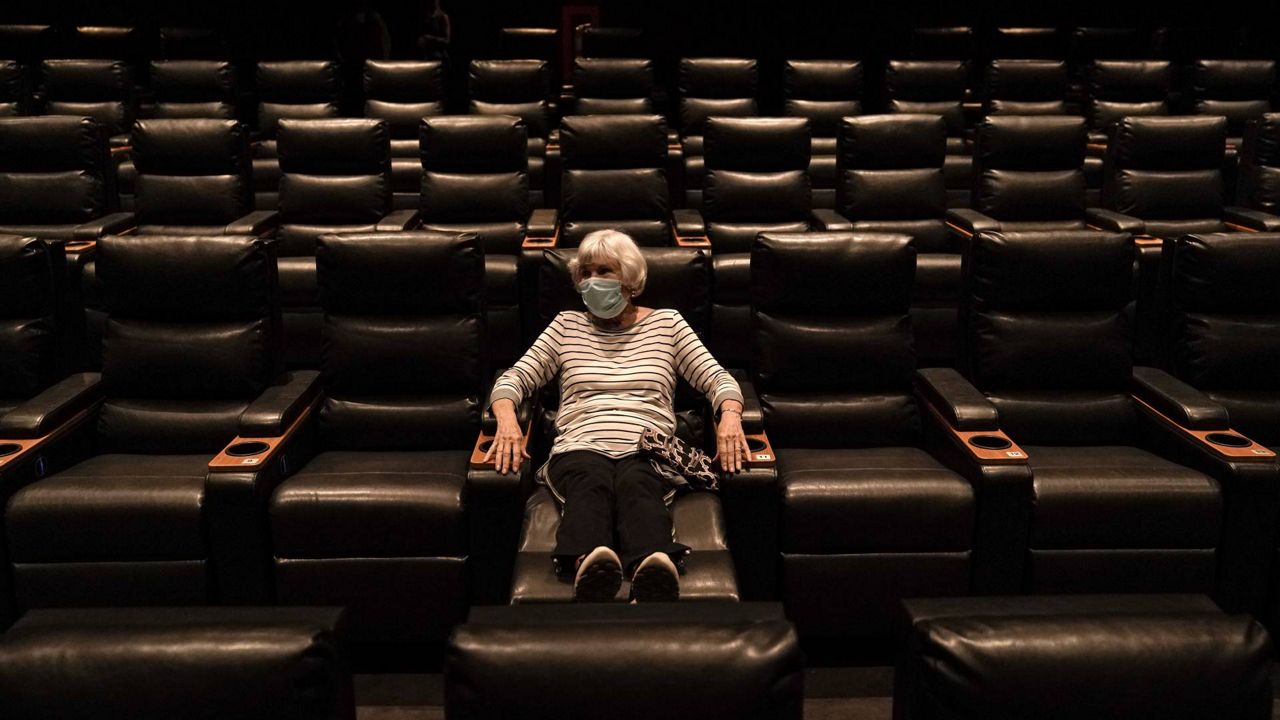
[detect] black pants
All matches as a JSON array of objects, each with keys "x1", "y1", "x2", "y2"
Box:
[{"x1": 548, "y1": 450, "x2": 689, "y2": 576}]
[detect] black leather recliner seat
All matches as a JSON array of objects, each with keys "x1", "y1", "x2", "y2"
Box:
[
  {"x1": 1086, "y1": 60, "x2": 1172, "y2": 142},
  {"x1": 469, "y1": 59, "x2": 555, "y2": 207},
  {"x1": 981, "y1": 59, "x2": 1070, "y2": 116},
  {"x1": 883, "y1": 60, "x2": 971, "y2": 207},
  {"x1": 362, "y1": 60, "x2": 445, "y2": 209},
  {"x1": 149, "y1": 59, "x2": 239, "y2": 119},
  {"x1": 782, "y1": 60, "x2": 863, "y2": 210},
  {"x1": 35, "y1": 59, "x2": 135, "y2": 145},
  {"x1": 1189, "y1": 60, "x2": 1276, "y2": 145},
  {"x1": 267, "y1": 231, "x2": 526, "y2": 643},
  {"x1": 677, "y1": 58, "x2": 758, "y2": 208},
  {"x1": 569, "y1": 57, "x2": 657, "y2": 115},
  {"x1": 251, "y1": 61, "x2": 341, "y2": 209}
]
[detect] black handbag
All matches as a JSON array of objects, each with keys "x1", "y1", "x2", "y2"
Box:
[{"x1": 639, "y1": 427, "x2": 720, "y2": 492}]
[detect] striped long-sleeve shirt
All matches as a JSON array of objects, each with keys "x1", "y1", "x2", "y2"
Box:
[{"x1": 489, "y1": 309, "x2": 744, "y2": 459}]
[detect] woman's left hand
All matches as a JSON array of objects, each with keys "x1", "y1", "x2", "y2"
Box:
[{"x1": 716, "y1": 411, "x2": 751, "y2": 474}]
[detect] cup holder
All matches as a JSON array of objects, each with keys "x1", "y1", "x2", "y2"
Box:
[
  {"x1": 968, "y1": 434, "x2": 1012, "y2": 451},
  {"x1": 0, "y1": 443, "x2": 20, "y2": 458},
  {"x1": 478, "y1": 440, "x2": 494, "y2": 454},
  {"x1": 746, "y1": 438, "x2": 767, "y2": 452},
  {"x1": 226, "y1": 441, "x2": 270, "y2": 457},
  {"x1": 1206, "y1": 432, "x2": 1251, "y2": 448}
]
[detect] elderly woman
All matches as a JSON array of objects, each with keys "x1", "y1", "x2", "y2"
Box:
[{"x1": 485, "y1": 230, "x2": 748, "y2": 602}]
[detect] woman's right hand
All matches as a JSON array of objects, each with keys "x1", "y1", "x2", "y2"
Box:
[{"x1": 484, "y1": 399, "x2": 530, "y2": 475}]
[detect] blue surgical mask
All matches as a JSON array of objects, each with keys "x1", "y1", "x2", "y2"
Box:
[{"x1": 577, "y1": 277, "x2": 627, "y2": 319}]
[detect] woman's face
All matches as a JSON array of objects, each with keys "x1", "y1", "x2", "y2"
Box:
[{"x1": 576, "y1": 256, "x2": 622, "y2": 285}]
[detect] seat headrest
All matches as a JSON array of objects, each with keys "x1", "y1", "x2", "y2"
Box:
[
  {"x1": 0, "y1": 235, "x2": 56, "y2": 319},
  {"x1": 573, "y1": 58, "x2": 654, "y2": 97},
  {"x1": 977, "y1": 115, "x2": 1086, "y2": 169},
  {"x1": 420, "y1": 115, "x2": 527, "y2": 172},
  {"x1": 704, "y1": 117, "x2": 810, "y2": 171},
  {"x1": 784, "y1": 60, "x2": 863, "y2": 99},
  {"x1": 753, "y1": 232, "x2": 915, "y2": 314},
  {"x1": 278, "y1": 118, "x2": 389, "y2": 174},
  {"x1": 679, "y1": 57, "x2": 757, "y2": 97},
  {"x1": 1090, "y1": 61, "x2": 1171, "y2": 99},
  {"x1": 886, "y1": 60, "x2": 968, "y2": 98},
  {"x1": 1110, "y1": 115, "x2": 1226, "y2": 170},
  {"x1": 839, "y1": 114, "x2": 946, "y2": 169},
  {"x1": 40, "y1": 59, "x2": 130, "y2": 99},
  {"x1": 968, "y1": 230, "x2": 1133, "y2": 311},
  {"x1": 363, "y1": 60, "x2": 444, "y2": 100},
  {"x1": 1193, "y1": 60, "x2": 1276, "y2": 98},
  {"x1": 256, "y1": 61, "x2": 339, "y2": 101},
  {"x1": 469, "y1": 60, "x2": 549, "y2": 101},
  {"x1": 560, "y1": 114, "x2": 667, "y2": 169},
  {"x1": 132, "y1": 118, "x2": 248, "y2": 175},
  {"x1": 985, "y1": 59, "x2": 1067, "y2": 98},
  {"x1": 98, "y1": 236, "x2": 276, "y2": 322},
  {"x1": 1173, "y1": 233, "x2": 1280, "y2": 313},
  {"x1": 317, "y1": 232, "x2": 483, "y2": 315},
  {"x1": 0, "y1": 116, "x2": 105, "y2": 171},
  {"x1": 150, "y1": 60, "x2": 236, "y2": 100}
]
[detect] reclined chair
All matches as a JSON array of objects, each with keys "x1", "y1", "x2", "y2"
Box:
[
  {"x1": 265, "y1": 231, "x2": 527, "y2": 643},
  {"x1": 148, "y1": 60, "x2": 239, "y2": 119},
  {"x1": 1189, "y1": 60, "x2": 1276, "y2": 145},
  {"x1": 362, "y1": 60, "x2": 445, "y2": 209},
  {"x1": 34, "y1": 59, "x2": 135, "y2": 145},
  {"x1": 569, "y1": 58, "x2": 657, "y2": 115},
  {"x1": 981, "y1": 59, "x2": 1070, "y2": 116},
  {"x1": 751, "y1": 232, "x2": 979, "y2": 645},
  {"x1": 782, "y1": 60, "x2": 863, "y2": 209}
]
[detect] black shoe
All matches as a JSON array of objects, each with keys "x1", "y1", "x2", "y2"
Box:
[
  {"x1": 630, "y1": 551, "x2": 680, "y2": 602},
  {"x1": 573, "y1": 546, "x2": 622, "y2": 602}
]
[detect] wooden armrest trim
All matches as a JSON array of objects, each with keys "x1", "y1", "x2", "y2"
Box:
[
  {"x1": 469, "y1": 419, "x2": 533, "y2": 470},
  {"x1": 945, "y1": 221, "x2": 974, "y2": 239},
  {"x1": 1224, "y1": 222, "x2": 1259, "y2": 233},
  {"x1": 521, "y1": 227, "x2": 559, "y2": 250},
  {"x1": 1134, "y1": 235, "x2": 1162, "y2": 246},
  {"x1": 110, "y1": 145, "x2": 132, "y2": 155},
  {"x1": 64, "y1": 241, "x2": 97, "y2": 255},
  {"x1": 0, "y1": 405, "x2": 97, "y2": 470},
  {"x1": 743, "y1": 432, "x2": 776, "y2": 468},
  {"x1": 1133, "y1": 396, "x2": 1276, "y2": 461},
  {"x1": 207, "y1": 398, "x2": 318, "y2": 472},
  {"x1": 674, "y1": 235, "x2": 711, "y2": 248},
  {"x1": 924, "y1": 401, "x2": 1028, "y2": 465}
]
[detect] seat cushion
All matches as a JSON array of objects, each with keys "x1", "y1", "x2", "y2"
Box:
[
  {"x1": 271, "y1": 450, "x2": 469, "y2": 558},
  {"x1": 1027, "y1": 445, "x2": 1221, "y2": 549},
  {"x1": 780, "y1": 447, "x2": 973, "y2": 553},
  {"x1": 7, "y1": 455, "x2": 209, "y2": 563}
]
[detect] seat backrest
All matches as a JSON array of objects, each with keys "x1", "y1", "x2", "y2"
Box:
[
  {"x1": 39, "y1": 59, "x2": 133, "y2": 136},
  {"x1": 277, "y1": 119, "x2": 390, "y2": 255},
  {"x1": 0, "y1": 116, "x2": 110, "y2": 226},
  {"x1": 910, "y1": 27, "x2": 974, "y2": 60},
  {"x1": 1167, "y1": 233, "x2": 1280, "y2": 445},
  {"x1": 0, "y1": 235, "x2": 63, "y2": 405},
  {"x1": 678, "y1": 58, "x2": 758, "y2": 135},
  {"x1": 0, "y1": 60, "x2": 22, "y2": 116},
  {"x1": 837, "y1": 114, "x2": 948, "y2": 251},
  {"x1": 255, "y1": 61, "x2": 340, "y2": 139},
  {"x1": 418, "y1": 115, "x2": 530, "y2": 247},
  {"x1": 961, "y1": 230, "x2": 1136, "y2": 445},
  {"x1": 363, "y1": 60, "x2": 445, "y2": 139},
  {"x1": 885, "y1": 60, "x2": 967, "y2": 135},
  {"x1": 468, "y1": 59, "x2": 551, "y2": 139},
  {"x1": 1191, "y1": 60, "x2": 1276, "y2": 136},
  {"x1": 783, "y1": 60, "x2": 863, "y2": 136},
  {"x1": 95, "y1": 235, "x2": 280, "y2": 453},
  {"x1": 1238, "y1": 113, "x2": 1280, "y2": 213},
  {"x1": 751, "y1": 231, "x2": 920, "y2": 448},
  {"x1": 150, "y1": 60, "x2": 238, "y2": 119},
  {"x1": 559, "y1": 114, "x2": 670, "y2": 248},
  {"x1": 1103, "y1": 115, "x2": 1226, "y2": 220},
  {"x1": 983, "y1": 59, "x2": 1068, "y2": 115},
  {"x1": 990, "y1": 27, "x2": 1064, "y2": 59},
  {"x1": 1087, "y1": 60, "x2": 1172, "y2": 132},
  {"x1": 972, "y1": 115, "x2": 1086, "y2": 222},
  {"x1": 571, "y1": 58, "x2": 655, "y2": 115},
  {"x1": 131, "y1": 118, "x2": 252, "y2": 228},
  {"x1": 315, "y1": 231, "x2": 485, "y2": 451},
  {"x1": 71, "y1": 25, "x2": 146, "y2": 62},
  {"x1": 702, "y1": 117, "x2": 811, "y2": 253}
]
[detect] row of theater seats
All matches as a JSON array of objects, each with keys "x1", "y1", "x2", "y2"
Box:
[
  {"x1": 4, "y1": 110, "x2": 1280, "y2": 372},
  {"x1": 1, "y1": 226, "x2": 1279, "y2": 652}
]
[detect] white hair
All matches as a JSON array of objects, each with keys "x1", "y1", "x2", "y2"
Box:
[{"x1": 568, "y1": 230, "x2": 648, "y2": 296}]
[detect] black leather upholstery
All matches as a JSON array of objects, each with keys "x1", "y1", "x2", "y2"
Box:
[
  {"x1": 0, "y1": 116, "x2": 120, "y2": 241},
  {"x1": 1088, "y1": 60, "x2": 1172, "y2": 133},
  {"x1": 897, "y1": 595, "x2": 1273, "y2": 720},
  {"x1": 884, "y1": 60, "x2": 972, "y2": 205},
  {"x1": 1239, "y1": 113, "x2": 1280, "y2": 214},
  {"x1": 274, "y1": 118, "x2": 391, "y2": 367},
  {"x1": 678, "y1": 58, "x2": 758, "y2": 206},
  {"x1": 0, "y1": 236, "x2": 64, "y2": 407},
  {"x1": 1191, "y1": 60, "x2": 1276, "y2": 137},
  {"x1": 149, "y1": 60, "x2": 238, "y2": 119},
  {"x1": 559, "y1": 114, "x2": 671, "y2": 248},
  {"x1": 0, "y1": 607, "x2": 353, "y2": 720},
  {"x1": 702, "y1": 117, "x2": 812, "y2": 367},
  {"x1": 468, "y1": 59, "x2": 551, "y2": 203},
  {"x1": 0, "y1": 60, "x2": 23, "y2": 116},
  {"x1": 753, "y1": 231, "x2": 974, "y2": 641},
  {"x1": 5, "y1": 235, "x2": 282, "y2": 611},
  {"x1": 784, "y1": 60, "x2": 862, "y2": 208},
  {"x1": 131, "y1": 119, "x2": 254, "y2": 233},
  {"x1": 983, "y1": 59, "x2": 1069, "y2": 115},
  {"x1": 968, "y1": 115, "x2": 1088, "y2": 228},
  {"x1": 252, "y1": 61, "x2": 340, "y2": 207},
  {"x1": 420, "y1": 115, "x2": 530, "y2": 367},
  {"x1": 961, "y1": 230, "x2": 1222, "y2": 594},
  {"x1": 270, "y1": 231, "x2": 516, "y2": 642},
  {"x1": 571, "y1": 58, "x2": 656, "y2": 115},
  {"x1": 363, "y1": 60, "x2": 444, "y2": 206},
  {"x1": 37, "y1": 59, "x2": 134, "y2": 137}
]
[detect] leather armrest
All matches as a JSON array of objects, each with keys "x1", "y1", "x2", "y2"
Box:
[
  {"x1": 225, "y1": 210, "x2": 280, "y2": 236},
  {"x1": 1131, "y1": 367, "x2": 1229, "y2": 430},
  {"x1": 915, "y1": 368, "x2": 999, "y2": 431},
  {"x1": 810, "y1": 208, "x2": 853, "y2": 232},
  {"x1": 522, "y1": 208, "x2": 559, "y2": 249},
  {"x1": 210, "y1": 391, "x2": 319, "y2": 473},
  {"x1": 1224, "y1": 206, "x2": 1280, "y2": 232},
  {"x1": 73, "y1": 212, "x2": 135, "y2": 240},
  {"x1": 238, "y1": 371, "x2": 321, "y2": 437},
  {"x1": 946, "y1": 208, "x2": 1001, "y2": 239},
  {"x1": 376, "y1": 209, "x2": 421, "y2": 232},
  {"x1": 1086, "y1": 208, "x2": 1146, "y2": 235},
  {"x1": 0, "y1": 373, "x2": 103, "y2": 439},
  {"x1": 672, "y1": 208, "x2": 710, "y2": 248}
]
